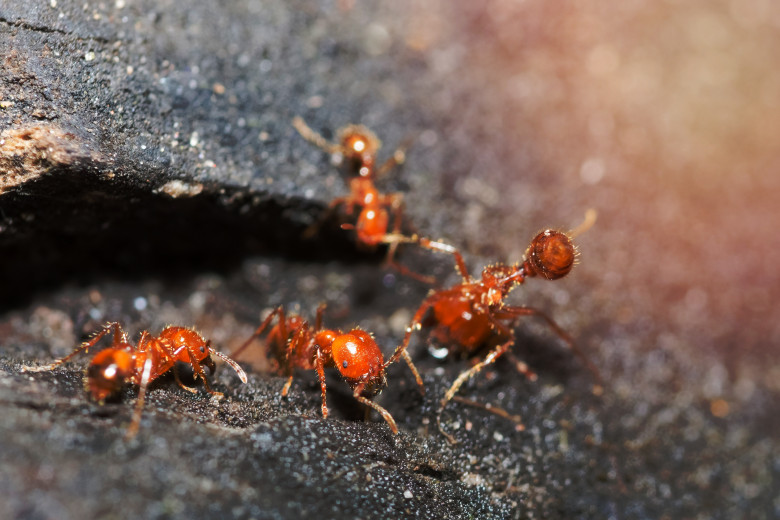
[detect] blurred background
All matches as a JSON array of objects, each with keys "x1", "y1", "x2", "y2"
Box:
[{"x1": 1, "y1": 0, "x2": 777, "y2": 518}]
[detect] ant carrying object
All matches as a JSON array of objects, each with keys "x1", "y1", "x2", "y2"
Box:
[
  {"x1": 396, "y1": 210, "x2": 602, "y2": 442},
  {"x1": 21, "y1": 323, "x2": 247, "y2": 439},
  {"x1": 293, "y1": 117, "x2": 433, "y2": 283},
  {"x1": 231, "y1": 304, "x2": 425, "y2": 434}
]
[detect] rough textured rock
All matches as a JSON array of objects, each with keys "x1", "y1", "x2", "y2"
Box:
[{"x1": 1, "y1": 1, "x2": 778, "y2": 519}]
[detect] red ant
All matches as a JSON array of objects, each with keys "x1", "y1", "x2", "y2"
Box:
[
  {"x1": 231, "y1": 304, "x2": 424, "y2": 434},
  {"x1": 21, "y1": 323, "x2": 247, "y2": 439},
  {"x1": 293, "y1": 117, "x2": 432, "y2": 283},
  {"x1": 396, "y1": 210, "x2": 602, "y2": 442}
]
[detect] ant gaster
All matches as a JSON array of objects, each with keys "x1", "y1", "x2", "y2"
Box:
[
  {"x1": 22, "y1": 323, "x2": 247, "y2": 439},
  {"x1": 232, "y1": 304, "x2": 424, "y2": 434},
  {"x1": 396, "y1": 211, "x2": 602, "y2": 442},
  {"x1": 293, "y1": 117, "x2": 432, "y2": 283}
]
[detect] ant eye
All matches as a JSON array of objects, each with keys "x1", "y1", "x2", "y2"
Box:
[
  {"x1": 342, "y1": 360, "x2": 348, "y2": 368},
  {"x1": 200, "y1": 346, "x2": 205, "y2": 353}
]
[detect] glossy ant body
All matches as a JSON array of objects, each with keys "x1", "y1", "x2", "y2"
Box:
[
  {"x1": 232, "y1": 304, "x2": 424, "y2": 434},
  {"x1": 293, "y1": 117, "x2": 431, "y2": 282},
  {"x1": 397, "y1": 211, "x2": 602, "y2": 442},
  {"x1": 22, "y1": 323, "x2": 247, "y2": 439}
]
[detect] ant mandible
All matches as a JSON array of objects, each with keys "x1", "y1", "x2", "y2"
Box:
[
  {"x1": 394, "y1": 210, "x2": 602, "y2": 442},
  {"x1": 293, "y1": 117, "x2": 431, "y2": 283},
  {"x1": 231, "y1": 304, "x2": 424, "y2": 434},
  {"x1": 22, "y1": 323, "x2": 247, "y2": 439}
]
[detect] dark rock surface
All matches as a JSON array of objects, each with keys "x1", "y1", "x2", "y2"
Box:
[{"x1": 1, "y1": 1, "x2": 778, "y2": 519}]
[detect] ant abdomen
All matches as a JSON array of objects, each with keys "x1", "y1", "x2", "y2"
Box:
[
  {"x1": 525, "y1": 230, "x2": 576, "y2": 280},
  {"x1": 86, "y1": 348, "x2": 133, "y2": 403}
]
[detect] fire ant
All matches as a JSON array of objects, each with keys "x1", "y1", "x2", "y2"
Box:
[
  {"x1": 21, "y1": 323, "x2": 247, "y2": 439},
  {"x1": 292, "y1": 116, "x2": 432, "y2": 283},
  {"x1": 395, "y1": 210, "x2": 602, "y2": 442},
  {"x1": 231, "y1": 304, "x2": 424, "y2": 434}
]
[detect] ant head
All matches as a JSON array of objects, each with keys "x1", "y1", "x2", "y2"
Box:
[
  {"x1": 331, "y1": 329, "x2": 386, "y2": 392},
  {"x1": 338, "y1": 125, "x2": 380, "y2": 172},
  {"x1": 86, "y1": 348, "x2": 133, "y2": 402},
  {"x1": 525, "y1": 230, "x2": 576, "y2": 280}
]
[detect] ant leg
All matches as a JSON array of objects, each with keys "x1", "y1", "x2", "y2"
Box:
[
  {"x1": 450, "y1": 395, "x2": 525, "y2": 429},
  {"x1": 379, "y1": 194, "x2": 438, "y2": 285},
  {"x1": 399, "y1": 349, "x2": 425, "y2": 395},
  {"x1": 384, "y1": 297, "x2": 442, "y2": 395},
  {"x1": 417, "y1": 238, "x2": 472, "y2": 283},
  {"x1": 292, "y1": 116, "x2": 341, "y2": 154},
  {"x1": 494, "y1": 305, "x2": 603, "y2": 393},
  {"x1": 375, "y1": 136, "x2": 412, "y2": 178},
  {"x1": 278, "y1": 322, "x2": 307, "y2": 397},
  {"x1": 352, "y1": 382, "x2": 399, "y2": 434},
  {"x1": 303, "y1": 197, "x2": 353, "y2": 239},
  {"x1": 281, "y1": 376, "x2": 294, "y2": 397},
  {"x1": 441, "y1": 338, "x2": 514, "y2": 406},
  {"x1": 185, "y1": 341, "x2": 223, "y2": 398},
  {"x1": 315, "y1": 303, "x2": 327, "y2": 331},
  {"x1": 286, "y1": 321, "x2": 309, "y2": 363},
  {"x1": 22, "y1": 322, "x2": 126, "y2": 372},
  {"x1": 504, "y1": 352, "x2": 538, "y2": 382},
  {"x1": 125, "y1": 331, "x2": 153, "y2": 440},
  {"x1": 314, "y1": 348, "x2": 329, "y2": 419},
  {"x1": 437, "y1": 338, "x2": 514, "y2": 443},
  {"x1": 231, "y1": 306, "x2": 285, "y2": 358},
  {"x1": 173, "y1": 363, "x2": 199, "y2": 394}
]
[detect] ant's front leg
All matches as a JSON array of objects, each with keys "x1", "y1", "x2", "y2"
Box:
[
  {"x1": 351, "y1": 381, "x2": 399, "y2": 434},
  {"x1": 314, "y1": 348, "x2": 329, "y2": 419},
  {"x1": 124, "y1": 331, "x2": 155, "y2": 440}
]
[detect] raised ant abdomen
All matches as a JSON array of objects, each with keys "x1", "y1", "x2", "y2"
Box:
[{"x1": 398, "y1": 211, "x2": 601, "y2": 442}]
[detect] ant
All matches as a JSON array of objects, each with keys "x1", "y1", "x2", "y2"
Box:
[
  {"x1": 293, "y1": 116, "x2": 432, "y2": 283},
  {"x1": 395, "y1": 210, "x2": 602, "y2": 442},
  {"x1": 231, "y1": 304, "x2": 424, "y2": 434},
  {"x1": 21, "y1": 323, "x2": 247, "y2": 439}
]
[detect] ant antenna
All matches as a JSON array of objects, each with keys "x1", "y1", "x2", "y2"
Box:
[
  {"x1": 569, "y1": 209, "x2": 598, "y2": 238},
  {"x1": 212, "y1": 350, "x2": 248, "y2": 383}
]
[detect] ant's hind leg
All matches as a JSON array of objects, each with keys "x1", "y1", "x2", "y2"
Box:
[
  {"x1": 504, "y1": 352, "x2": 538, "y2": 382},
  {"x1": 380, "y1": 194, "x2": 439, "y2": 285},
  {"x1": 21, "y1": 322, "x2": 126, "y2": 372},
  {"x1": 495, "y1": 305, "x2": 603, "y2": 393}
]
